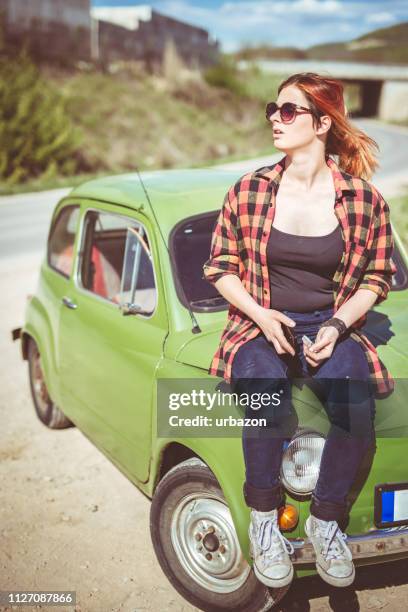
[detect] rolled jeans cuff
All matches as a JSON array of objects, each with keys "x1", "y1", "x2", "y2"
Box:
[
  {"x1": 310, "y1": 492, "x2": 346, "y2": 522},
  {"x1": 243, "y1": 480, "x2": 284, "y2": 511}
]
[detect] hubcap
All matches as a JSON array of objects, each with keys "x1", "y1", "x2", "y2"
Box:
[{"x1": 171, "y1": 492, "x2": 250, "y2": 593}]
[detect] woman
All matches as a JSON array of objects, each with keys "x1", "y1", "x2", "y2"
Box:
[{"x1": 202, "y1": 72, "x2": 396, "y2": 590}]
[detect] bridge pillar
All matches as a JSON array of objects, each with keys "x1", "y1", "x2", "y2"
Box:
[
  {"x1": 361, "y1": 80, "x2": 382, "y2": 117},
  {"x1": 378, "y1": 81, "x2": 408, "y2": 122}
]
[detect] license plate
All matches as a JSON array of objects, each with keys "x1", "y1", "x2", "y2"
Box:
[{"x1": 375, "y1": 482, "x2": 408, "y2": 528}]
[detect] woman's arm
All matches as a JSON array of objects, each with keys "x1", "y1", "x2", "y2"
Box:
[
  {"x1": 329, "y1": 288, "x2": 378, "y2": 330},
  {"x1": 304, "y1": 188, "x2": 396, "y2": 366},
  {"x1": 335, "y1": 187, "x2": 396, "y2": 327},
  {"x1": 203, "y1": 185, "x2": 297, "y2": 356},
  {"x1": 202, "y1": 184, "x2": 241, "y2": 284}
]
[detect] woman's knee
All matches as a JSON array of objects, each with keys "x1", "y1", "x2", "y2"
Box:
[{"x1": 316, "y1": 336, "x2": 370, "y2": 381}]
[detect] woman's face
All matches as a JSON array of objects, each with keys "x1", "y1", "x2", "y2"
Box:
[{"x1": 268, "y1": 84, "x2": 326, "y2": 152}]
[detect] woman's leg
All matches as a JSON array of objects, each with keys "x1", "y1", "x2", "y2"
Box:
[
  {"x1": 231, "y1": 334, "x2": 298, "y2": 511},
  {"x1": 311, "y1": 334, "x2": 376, "y2": 521}
]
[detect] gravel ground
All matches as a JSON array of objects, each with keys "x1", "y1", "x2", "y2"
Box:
[{"x1": 1, "y1": 232, "x2": 408, "y2": 612}]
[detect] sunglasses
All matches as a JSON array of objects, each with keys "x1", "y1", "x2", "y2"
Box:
[{"x1": 265, "y1": 101, "x2": 315, "y2": 124}]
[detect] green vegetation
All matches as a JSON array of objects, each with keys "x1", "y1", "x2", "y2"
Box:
[
  {"x1": 0, "y1": 52, "x2": 87, "y2": 186},
  {"x1": 390, "y1": 190, "x2": 408, "y2": 251},
  {"x1": 0, "y1": 55, "x2": 283, "y2": 194},
  {"x1": 1, "y1": 13, "x2": 407, "y2": 195},
  {"x1": 203, "y1": 55, "x2": 248, "y2": 96}
]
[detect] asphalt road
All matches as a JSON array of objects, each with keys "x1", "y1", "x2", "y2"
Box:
[
  {"x1": 0, "y1": 119, "x2": 407, "y2": 260},
  {"x1": 1, "y1": 119, "x2": 408, "y2": 611}
]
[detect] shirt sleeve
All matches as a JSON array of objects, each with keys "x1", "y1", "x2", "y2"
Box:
[
  {"x1": 358, "y1": 189, "x2": 397, "y2": 305},
  {"x1": 202, "y1": 183, "x2": 240, "y2": 286}
]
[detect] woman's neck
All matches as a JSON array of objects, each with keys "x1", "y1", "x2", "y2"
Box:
[{"x1": 282, "y1": 152, "x2": 332, "y2": 193}]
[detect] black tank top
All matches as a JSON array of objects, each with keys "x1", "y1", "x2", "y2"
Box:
[{"x1": 266, "y1": 223, "x2": 344, "y2": 312}]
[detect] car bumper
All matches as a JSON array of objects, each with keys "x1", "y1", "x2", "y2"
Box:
[
  {"x1": 11, "y1": 326, "x2": 22, "y2": 341},
  {"x1": 292, "y1": 526, "x2": 408, "y2": 564}
]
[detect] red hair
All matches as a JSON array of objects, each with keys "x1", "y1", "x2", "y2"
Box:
[{"x1": 278, "y1": 72, "x2": 379, "y2": 180}]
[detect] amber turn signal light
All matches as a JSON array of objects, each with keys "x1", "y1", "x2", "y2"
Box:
[{"x1": 278, "y1": 504, "x2": 299, "y2": 530}]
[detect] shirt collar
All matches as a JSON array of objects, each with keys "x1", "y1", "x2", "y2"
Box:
[{"x1": 254, "y1": 154, "x2": 357, "y2": 199}]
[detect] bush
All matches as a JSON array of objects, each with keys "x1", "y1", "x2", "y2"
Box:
[
  {"x1": 0, "y1": 51, "x2": 85, "y2": 185},
  {"x1": 203, "y1": 55, "x2": 248, "y2": 97}
]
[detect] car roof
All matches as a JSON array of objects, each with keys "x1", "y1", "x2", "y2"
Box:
[{"x1": 68, "y1": 167, "x2": 248, "y2": 239}]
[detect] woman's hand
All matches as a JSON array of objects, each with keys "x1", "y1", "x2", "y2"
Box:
[
  {"x1": 303, "y1": 326, "x2": 340, "y2": 367},
  {"x1": 253, "y1": 307, "x2": 296, "y2": 356}
]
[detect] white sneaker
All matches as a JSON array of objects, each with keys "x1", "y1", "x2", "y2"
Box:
[
  {"x1": 304, "y1": 515, "x2": 355, "y2": 587},
  {"x1": 249, "y1": 508, "x2": 294, "y2": 588}
]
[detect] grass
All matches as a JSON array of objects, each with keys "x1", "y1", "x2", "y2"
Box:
[{"x1": 389, "y1": 191, "x2": 408, "y2": 251}]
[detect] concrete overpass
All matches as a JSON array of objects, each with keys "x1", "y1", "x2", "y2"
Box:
[{"x1": 237, "y1": 59, "x2": 408, "y2": 122}]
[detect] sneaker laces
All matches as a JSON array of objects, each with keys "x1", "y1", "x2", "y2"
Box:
[
  {"x1": 317, "y1": 520, "x2": 352, "y2": 561},
  {"x1": 256, "y1": 517, "x2": 295, "y2": 562}
]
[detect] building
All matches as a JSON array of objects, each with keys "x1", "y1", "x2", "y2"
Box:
[
  {"x1": 0, "y1": 0, "x2": 91, "y2": 61},
  {"x1": 91, "y1": 4, "x2": 219, "y2": 70}
]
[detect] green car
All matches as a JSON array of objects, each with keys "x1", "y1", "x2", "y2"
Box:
[{"x1": 12, "y1": 167, "x2": 408, "y2": 611}]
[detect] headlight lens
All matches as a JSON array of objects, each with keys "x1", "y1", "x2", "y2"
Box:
[{"x1": 280, "y1": 431, "x2": 325, "y2": 496}]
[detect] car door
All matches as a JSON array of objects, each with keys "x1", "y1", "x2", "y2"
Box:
[{"x1": 58, "y1": 202, "x2": 168, "y2": 482}]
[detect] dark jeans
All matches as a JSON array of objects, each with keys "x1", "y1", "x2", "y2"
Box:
[{"x1": 231, "y1": 305, "x2": 376, "y2": 522}]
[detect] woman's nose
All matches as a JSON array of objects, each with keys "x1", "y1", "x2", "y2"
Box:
[{"x1": 268, "y1": 108, "x2": 280, "y2": 122}]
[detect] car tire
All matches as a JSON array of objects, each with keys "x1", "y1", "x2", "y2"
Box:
[
  {"x1": 150, "y1": 457, "x2": 290, "y2": 611},
  {"x1": 27, "y1": 338, "x2": 74, "y2": 429}
]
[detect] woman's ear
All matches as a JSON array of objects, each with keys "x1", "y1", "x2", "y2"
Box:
[{"x1": 316, "y1": 114, "x2": 332, "y2": 136}]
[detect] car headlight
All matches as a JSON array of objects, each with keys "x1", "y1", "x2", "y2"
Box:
[{"x1": 280, "y1": 430, "x2": 325, "y2": 496}]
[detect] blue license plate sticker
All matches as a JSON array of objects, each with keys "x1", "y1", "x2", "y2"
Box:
[{"x1": 381, "y1": 489, "x2": 408, "y2": 523}]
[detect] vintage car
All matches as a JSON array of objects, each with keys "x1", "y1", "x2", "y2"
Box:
[{"x1": 12, "y1": 167, "x2": 408, "y2": 611}]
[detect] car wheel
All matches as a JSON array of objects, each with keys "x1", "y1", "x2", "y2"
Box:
[
  {"x1": 150, "y1": 457, "x2": 290, "y2": 611},
  {"x1": 27, "y1": 338, "x2": 73, "y2": 429}
]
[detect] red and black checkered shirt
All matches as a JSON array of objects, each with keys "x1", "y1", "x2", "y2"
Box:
[{"x1": 202, "y1": 154, "x2": 397, "y2": 398}]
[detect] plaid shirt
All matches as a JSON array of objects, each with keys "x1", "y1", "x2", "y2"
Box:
[{"x1": 202, "y1": 154, "x2": 397, "y2": 398}]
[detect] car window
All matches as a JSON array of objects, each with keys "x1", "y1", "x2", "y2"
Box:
[
  {"x1": 78, "y1": 210, "x2": 156, "y2": 313},
  {"x1": 47, "y1": 205, "x2": 80, "y2": 278},
  {"x1": 120, "y1": 226, "x2": 157, "y2": 315}
]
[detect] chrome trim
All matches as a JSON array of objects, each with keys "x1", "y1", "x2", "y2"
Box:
[
  {"x1": 280, "y1": 430, "x2": 326, "y2": 497},
  {"x1": 290, "y1": 526, "x2": 408, "y2": 564}
]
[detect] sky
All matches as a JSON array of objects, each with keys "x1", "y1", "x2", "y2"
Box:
[{"x1": 92, "y1": 0, "x2": 408, "y2": 52}]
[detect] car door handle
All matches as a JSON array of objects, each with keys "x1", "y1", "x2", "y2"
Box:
[{"x1": 62, "y1": 296, "x2": 78, "y2": 310}]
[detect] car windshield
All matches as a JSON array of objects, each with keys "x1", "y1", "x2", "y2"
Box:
[{"x1": 169, "y1": 211, "x2": 228, "y2": 313}]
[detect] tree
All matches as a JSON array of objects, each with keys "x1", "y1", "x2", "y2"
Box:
[{"x1": 0, "y1": 51, "x2": 83, "y2": 184}]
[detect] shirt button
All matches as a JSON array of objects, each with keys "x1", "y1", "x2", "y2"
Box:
[
  {"x1": 263, "y1": 230, "x2": 267, "y2": 236},
  {"x1": 263, "y1": 289, "x2": 268, "y2": 294}
]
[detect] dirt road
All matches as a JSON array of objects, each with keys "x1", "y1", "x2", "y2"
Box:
[{"x1": 1, "y1": 255, "x2": 408, "y2": 612}]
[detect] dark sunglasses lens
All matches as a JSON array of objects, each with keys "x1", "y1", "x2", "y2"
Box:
[
  {"x1": 281, "y1": 103, "x2": 296, "y2": 122},
  {"x1": 266, "y1": 102, "x2": 278, "y2": 119}
]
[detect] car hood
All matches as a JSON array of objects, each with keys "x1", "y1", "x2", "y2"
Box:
[{"x1": 174, "y1": 305, "x2": 408, "y2": 375}]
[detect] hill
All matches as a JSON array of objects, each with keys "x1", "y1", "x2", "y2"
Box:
[{"x1": 233, "y1": 21, "x2": 408, "y2": 65}]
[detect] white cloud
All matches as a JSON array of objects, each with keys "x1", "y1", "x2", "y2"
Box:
[
  {"x1": 220, "y1": 0, "x2": 341, "y2": 17},
  {"x1": 155, "y1": 1, "x2": 404, "y2": 51},
  {"x1": 291, "y1": 0, "x2": 342, "y2": 14},
  {"x1": 365, "y1": 12, "x2": 396, "y2": 24}
]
